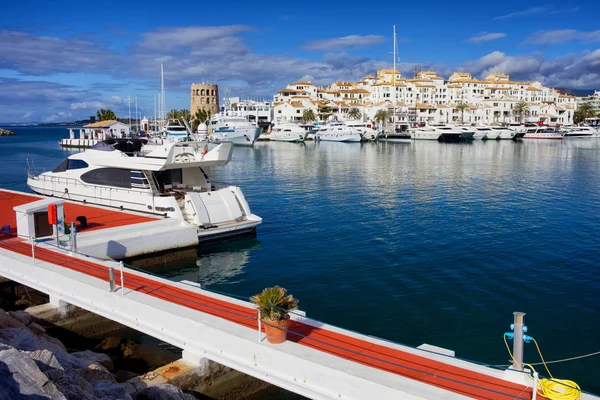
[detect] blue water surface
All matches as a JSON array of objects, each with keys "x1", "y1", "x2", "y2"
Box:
[{"x1": 2, "y1": 126, "x2": 599, "y2": 395}]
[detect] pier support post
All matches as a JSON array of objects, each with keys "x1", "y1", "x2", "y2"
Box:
[
  {"x1": 108, "y1": 267, "x2": 115, "y2": 292},
  {"x1": 119, "y1": 261, "x2": 124, "y2": 295},
  {"x1": 512, "y1": 312, "x2": 526, "y2": 369},
  {"x1": 49, "y1": 294, "x2": 68, "y2": 308}
]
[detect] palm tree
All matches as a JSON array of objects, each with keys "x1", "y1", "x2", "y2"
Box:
[
  {"x1": 192, "y1": 108, "x2": 212, "y2": 131},
  {"x1": 512, "y1": 101, "x2": 529, "y2": 123},
  {"x1": 179, "y1": 109, "x2": 191, "y2": 123},
  {"x1": 167, "y1": 109, "x2": 180, "y2": 120},
  {"x1": 302, "y1": 109, "x2": 316, "y2": 123},
  {"x1": 96, "y1": 109, "x2": 117, "y2": 121},
  {"x1": 317, "y1": 100, "x2": 334, "y2": 121},
  {"x1": 348, "y1": 107, "x2": 362, "y2": 120},
  {"x1": 574, "y1": 102, "x2": 596, "y2": 125},
  {"x1": 456, "y1": 103, "x2": 470, "y2": 124},
  {"x1": 373, "y1": 109, "x2": 389, "y2": 129}
]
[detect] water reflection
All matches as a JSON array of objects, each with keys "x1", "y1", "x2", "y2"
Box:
[{"x1": 136, "y1": 237, "x2": 262, "y2": 286}]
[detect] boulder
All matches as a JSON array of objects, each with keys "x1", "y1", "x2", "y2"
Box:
[
  {"x1": 0, "y1": 347, "x2": 66, "y2": 399},
  {"x1": 0, "y1": 310, "x2": 27, "y2": 329},
  {"x1": 71, "y1": 349, "x2": 113, "y2": 371},
  {"x1": 27, "y1": 321, "x2": 47, "y2": 335},
  {"x1": 95, "y1": 336, "x2": 122, "y2": 352},
  {"x1": 8, "y1": 310, "x2": 32, "y2": 326},
  {"x1": 45, "y1": 368, "x2": 96, "y2": 400},
  {"x1": 93, "y1": 380, "x2": 133, "y2": 400},
  {"x1": 74, "y1": 365, "x2": 116, "y2": 384},
  {"x1": 28, "y1": 349, "x2": 64, "y2": 372}
]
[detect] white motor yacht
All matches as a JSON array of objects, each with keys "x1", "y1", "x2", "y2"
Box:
[
  {"x1": 269, "y1": 123, "x2": 308, "y2": 142},
  {"x1": 561, "y1": 126, "x2": 598, "y2": 138},
  {"x1": 490, "y1": 126, "x2": 516, "y2": 140},
  {"x1": 346, "y1": 121, "x2": 380, "y2": 141},
  {"x1": 522, "y1": 127, "x2": 564, "y2": 140},
  {"x1": 162, "y1": 119, "x2": 190, "y2": 141},
  {"x1": 208, "y1": 115, "x2": 262, "y2": 146},
  {"x1": 411, "y1": 127, "x2": 440, "y2": 140},
  {"x1": 315, "y1": 121, "x2": 362, "y2": 142},
  {"x1": 471, "y1": 127, "x2": 491, "y2": 140},
  {"x1": 27, "y1": 138, "x2": 262, "y2": 240}
]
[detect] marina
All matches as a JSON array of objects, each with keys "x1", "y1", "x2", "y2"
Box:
[{"x1": 2, "y1": 126, "x2": 600, "y2": 398}]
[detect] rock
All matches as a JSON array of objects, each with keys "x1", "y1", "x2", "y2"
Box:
[
  {"x1": 138, "y1": 384, "x2": 196, "y2": 400},
  {"x1": 8, "y1": 310, "x2": 32, "y2": 326},
  {"x1": 0, "y1": 310, "x2": 27, "y2": 329},
  {"x1": 123, "y1": 377, "x2": 148, "y2": 397},
  {"x1": 71, "y1": 349, "x2": 113, "y2": 371},
  {"x1": 74, "y1": 365, "x2": 116, "y2": 384},
  {"x1": 0, "y1": 347, "x2": 66, "y2": 399},
  {"x1": 93, "y1": 380, "x2": 133, "y2": 400},
  {"x1": 27, "y1": 321, "x2": 46, "y2": 335},
  {"x1": 45, "y1": 368, "x2": 96, "y2": 400},
  {"x1": 0, "y1": 128, "x2": 16, "y2": 136},
  {"x1": 28, "y1": 349, "x2": 64, "y2": 372},
  {"x1": 95, "y1": 336, "x2": 122, "y2": 352}
]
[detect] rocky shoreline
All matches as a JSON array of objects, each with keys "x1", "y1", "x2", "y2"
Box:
[
  {"x1": 0, "y1": 308, "x2": 197, "y2": 399},
  {"x1": 0, "y1": 128, "x2": 16, "y2": 136}
]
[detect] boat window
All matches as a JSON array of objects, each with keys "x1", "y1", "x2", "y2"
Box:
[
  {"x1": 154, "y1": 168, "x2": 182, "y2": 188},
  {"x1": 67, "y1": 159, "x2": 89, "y2": 170},
  {"x1": 81, "y1": 168, "x2": 132, "y2": 189},
  {"x1": 52, "y1": 158, "x2": 69, "y2": 173}
]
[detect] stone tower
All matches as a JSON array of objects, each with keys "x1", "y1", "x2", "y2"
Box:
[{"x1": 190, "y1": 83, "x2": 219, "y2": 118}]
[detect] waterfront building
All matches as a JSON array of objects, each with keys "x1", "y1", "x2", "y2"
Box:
[
  {"x1": 83, "y1": 120, "x2": 130, "y2": 138},
  {"x1": 272, "y1": 70, "x2": 578, "y2": 126},
  {"x1": 577, "y1": 90, "x2": 600, "y2": 115},
  {"x1": 190, "y1": 83, "x2": 219, "y2": 117},
  {"x1": 227, "y1": 97, "x2": 272, "y2": 125}
]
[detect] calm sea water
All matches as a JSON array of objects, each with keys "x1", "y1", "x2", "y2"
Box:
[{"x1": 2, "y1": 126, "x2": 600, "y2": 395}]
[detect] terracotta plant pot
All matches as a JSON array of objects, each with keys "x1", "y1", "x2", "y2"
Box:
[{"x1": 263, "y1": 318, "x2": 289, "y2": 344}]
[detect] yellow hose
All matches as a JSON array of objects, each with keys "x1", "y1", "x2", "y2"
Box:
[{"x1": 503, "y1": 335, "x2": 582, "y2": 400}]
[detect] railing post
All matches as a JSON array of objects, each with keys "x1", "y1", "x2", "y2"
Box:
[
  {"x1": 70, "y1": 222, "x2": 77, "y2": 252},
  {"x1": 31, "y1": 237, "x2": 35, "y2": 265},
  {"x1": 119, "y1": 261, "x2": 124, "y2": 296},
  {"x1": 532, "y1": 371, "x2": 538, "y2": 400},
  {"x1": 512, "y1": 312, "x2": 526, "y2": 369},
  {"x1": 257, "y1": 309, "x2": 261, "y2": 343},
  {"x1": 108, "y1": 267, "x2": 115, "y2": 292}
]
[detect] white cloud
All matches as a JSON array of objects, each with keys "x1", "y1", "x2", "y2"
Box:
[
  {"x1": 137, "y1": 26, "x2": 251, "y2": 52},
  {"x1": 467, "y1": 33, "x2": 507, "y2": 43},
  {"x1": 462, "y1": 50, "x2": 600, "y2": 89},
  {"x1": 524, "y1": 30, "x2": 600, "y2": 45},
  {"x1": 494, "y1": 6, "x2": 579, "y2": 20},
  {"x1": 303, "y1": 35, "x2": 386, "y2": 51}
]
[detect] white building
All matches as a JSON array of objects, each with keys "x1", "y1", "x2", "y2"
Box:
[
  {"x1": 83, "y1": 120, "x2": 130, "y2": 139},
  {"x1": 272, "y1": 70, "x2": 578, "y2": 126}
]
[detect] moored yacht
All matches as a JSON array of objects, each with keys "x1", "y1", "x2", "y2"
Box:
[
  {"x1": 27, "y1": 138, "x2": 262, "y2": 240},
  {"x1": 315, "y1": 121, "x2": 362, "y2": 142},
  {"x1": 432, "y1": 126, "x2": 463, "y2": 143},
  {"x1": 269, "y1": 123, "x2": 308, "y2": 142},
  {"x1": 522, "y1": 127, "x2": 564, "y2": 140},
  {"x1": 561, "y1": 126, "x2": 598, "y2": 138},
  {"x1": 162, "y1": 119, "x2": 190, "y2": 141},
  {"x1": 208, "y1": 115, "x2": 262, "y2": 146},
  {"x1": 411, "y1": 127, "x2": 440, "y2": 141},
  {"x1": 490, "y1": 126, "x2": 516, "y2": 140},
  {"x1": 346, "y1": 121, "x2": 380, "y2": 141}
]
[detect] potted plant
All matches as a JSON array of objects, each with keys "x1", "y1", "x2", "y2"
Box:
[{"x1": 251, "y1": 286, "x2": 299, "y2": 344}]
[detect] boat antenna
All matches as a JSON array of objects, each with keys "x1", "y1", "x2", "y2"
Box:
[{"x1": 201, "y1": 62, "x2": 205, "y2": 84}]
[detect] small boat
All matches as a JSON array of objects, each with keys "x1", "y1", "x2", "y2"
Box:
[
  {"x1": 27, "y1": 138, "x2": 262, "y2": 240},
  {"x1": 162, "y1": 119, "x2": 189, "y2": 141},
  {"x1": 269, "y1": 123, "x2": 308, "y2": 142},
  {"x1": 522, "y1": 127, "x2": 564, "y2": 140}
]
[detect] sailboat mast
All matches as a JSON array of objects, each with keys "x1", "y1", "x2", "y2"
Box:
[
  {"x1": 160, "y1": 64, "x2": 165, "y2": 122},
  {"x1": 393, "y1": 25, "x2": 397, "y2": 127}
]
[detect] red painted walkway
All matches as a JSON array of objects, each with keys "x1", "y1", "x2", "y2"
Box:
[
  {"x1": 0, "y1": 190, "x2": 158, "y2": 235},
  {"x1": 0, "y1": 236, "x2": 542, "y2": 400}
]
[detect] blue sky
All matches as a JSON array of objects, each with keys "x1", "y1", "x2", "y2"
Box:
[{"x1": 1, "y1": 0, "x2": 599, "y2": 122}]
